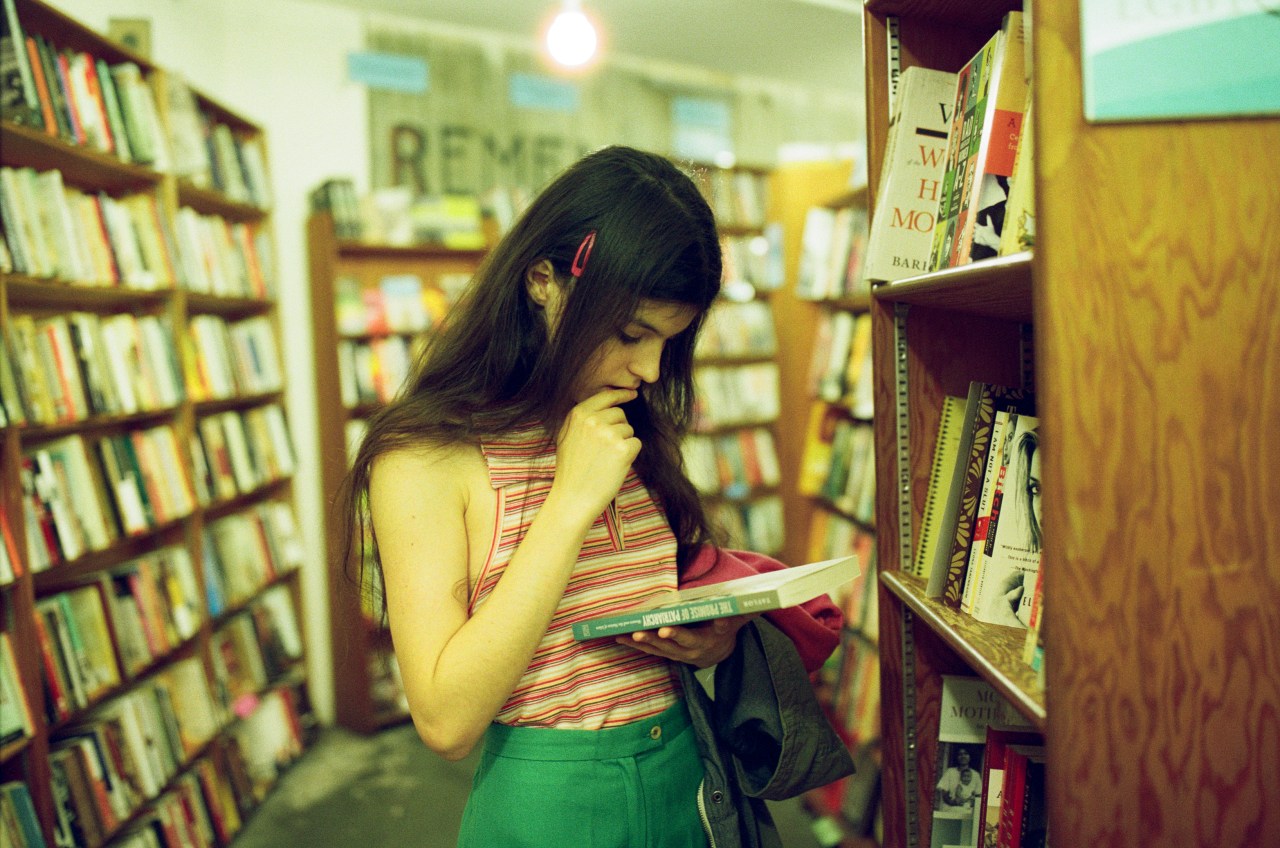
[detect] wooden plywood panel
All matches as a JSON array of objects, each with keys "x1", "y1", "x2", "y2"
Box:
[{"x1": 1036, "y1": 3, "x2": 1280, "y2": 847}]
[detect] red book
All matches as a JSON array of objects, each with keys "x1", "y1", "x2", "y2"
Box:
[
  {"x1": 979, "y1": 726, "x2": 1043, "y2": 847},
  {"x1": 997, "y1": 743, "x2": 1045, "y2": 848}
]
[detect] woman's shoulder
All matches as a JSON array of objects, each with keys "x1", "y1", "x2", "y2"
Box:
[{"x1": 371, "y1": 438, "x2": 488, "y2": 494}]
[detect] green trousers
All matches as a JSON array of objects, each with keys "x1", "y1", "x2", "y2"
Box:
[{"x1": 457, "y1": 700, "x2": 708, "y2": 847}]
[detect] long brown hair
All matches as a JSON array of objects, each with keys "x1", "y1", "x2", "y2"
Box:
[{"x1": 337, "y1": 146, "x2": 723, "y2": 604}]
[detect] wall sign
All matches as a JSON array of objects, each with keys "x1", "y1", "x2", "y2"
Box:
[{"x1": 1080, "y1": 0, "x2": 1280, "y2": 122}]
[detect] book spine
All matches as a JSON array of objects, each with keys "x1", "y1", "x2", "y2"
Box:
[
  {"x1": 961, "y1": 410, "x2": 1011, "y2": 614},
  {"x1": 572, "y1": 595, "x2": 747, "y2": 639}
]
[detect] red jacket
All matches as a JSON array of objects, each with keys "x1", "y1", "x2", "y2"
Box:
[{"x1": 680, "y1": 546, "x2": 844, "y2": 674}]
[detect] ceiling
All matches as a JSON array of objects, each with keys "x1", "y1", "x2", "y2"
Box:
[{"x1": 310, "y1": 0, "x2": 865, "y2": 93}]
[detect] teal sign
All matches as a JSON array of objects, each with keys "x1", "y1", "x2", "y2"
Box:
[{"x1": 348, "y1": 51, "x2": 429, "y2": 94}]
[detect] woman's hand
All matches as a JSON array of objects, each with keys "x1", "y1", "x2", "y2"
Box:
[
  {"x1": 551, "y1": 388, "x2": 641, "y2": 523},
  {"x1": 616, "y1": 614, "x2": 757, "y2": 668}
]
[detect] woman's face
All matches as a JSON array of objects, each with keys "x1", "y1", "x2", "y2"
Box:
[
  {"x1": 572, "y1": 299, "x2": 697, "y2": 402},
  {"x1": 1028, "y1": 447, "x2": 1042, "y2": 529},
  {"x1": 956, "y1": 748, "x2": 971, "y2": 768}
]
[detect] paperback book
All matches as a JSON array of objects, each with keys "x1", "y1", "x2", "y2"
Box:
[
  {"x1": 571, "y1": 554, "x2": 858, "y2": 640},
  {"x1": 864, "y1": 65, "x2": 958, "y2": 282}
]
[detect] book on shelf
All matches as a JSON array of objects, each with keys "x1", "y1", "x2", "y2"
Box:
[
  {"x1": 0, "y1": 508, "x2": 21, "y2": 586},
  {"x1": 954, "y1": 11, "x2": 1027, "y2": 266},
  {"x1": 0, "y1": 631, "x2": 35, "y2": 746},
  {"x1": 930, "y1": 675, "x2": 1034, "y2": 848},
  {"x1": 911, "y1": 394, "x2": 966, "y2": 578},
  {"x1": 959, "y1": 408, "x2": 1016, "y2": 615},
  {"x1": 997, "y1": 743, "x2": 1047, "y2": 848},
  {"x1": 978, "y1": 725, "x2": 1044, "y2": 848},
  {"x1": 930, "y1": 11, "x2": 1026, "y2": 270},
  {"x1": 930, "y1": 20, "x2": 1006, "y2": 273},
  {"x1": 998, "y1": 95, "x2": 1035, "y2": 257},
  {"x1": 1, "y1": 0, "x2": 41, "y2": 129},
  {"x1": 864, "y1": 65, "x2": 958, "y2": 283},
  {"x1": 572, "y1": 554, "x2": 858, "y2": 640},
  {"x1": 967, "y1": 413, "x2": 1041, "y2": 627},
  {"x1": 0, "y1": 781, "x2": 46, "y2": 848},
  {"x1": 926, "y1": 381, "x2": 1035, "y2": 607}
]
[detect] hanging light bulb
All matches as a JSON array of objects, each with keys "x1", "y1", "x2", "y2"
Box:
[{"x1": 546, "y1": 0, "x2": 598, "y2": 68}]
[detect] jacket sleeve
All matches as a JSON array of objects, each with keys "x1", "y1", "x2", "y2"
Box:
[
  {"x1": 713, "y1": 619, "x2": 856, "y2": 801},
  {"x1": 680, "y1": 546, "x2": 844, "y2": 673}
]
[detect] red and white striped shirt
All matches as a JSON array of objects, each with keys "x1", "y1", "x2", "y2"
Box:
[{"x1": 470, "y1": 425, "x2": 680, "y2": 728}]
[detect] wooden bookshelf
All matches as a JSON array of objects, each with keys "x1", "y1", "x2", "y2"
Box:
[
  {"x1": 1, "y1": 2, "x2": 314, "y2": 845},
  {"x1": 306, "y1": 211, "x2": 488, "y2": 734},
  {"x1": 863, "y1": 2, "x2": 1280, "y2": 848}
]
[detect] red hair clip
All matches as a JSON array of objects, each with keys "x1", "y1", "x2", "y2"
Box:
[{"x1": 571, "y1": 231, "x2": 597, "y2": 277}]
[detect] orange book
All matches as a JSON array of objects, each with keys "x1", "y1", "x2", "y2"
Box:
[{"x1": 24, "y1": 36, "x2": 57, "y2": 136}]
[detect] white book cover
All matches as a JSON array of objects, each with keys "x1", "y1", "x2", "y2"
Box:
[{"x1": 865, "y1": 66, "x2": 958, "y2": 283}]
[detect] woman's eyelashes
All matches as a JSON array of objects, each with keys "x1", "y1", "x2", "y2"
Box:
[{"x1": 616, "y1": 329, "x2": 643, "y2": 345}]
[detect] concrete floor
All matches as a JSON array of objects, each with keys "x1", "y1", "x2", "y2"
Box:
[{"x1": 230, "y1": 723, "x2": 826, "y2": 847}]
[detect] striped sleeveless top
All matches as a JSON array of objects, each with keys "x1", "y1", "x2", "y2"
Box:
[{"x1": 470, "y1": 425, "x2": 679, "y2": 728}]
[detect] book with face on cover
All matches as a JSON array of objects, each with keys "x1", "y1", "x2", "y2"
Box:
[{"x1": 570, "y1": 554, "x2": 858, "y2": 640}]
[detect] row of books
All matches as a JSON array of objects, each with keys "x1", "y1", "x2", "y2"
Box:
[
  {"x1": 334, "y1": 273, "x2": 455, "y2": 338},
  {"x1": 21, "y1": 426, "x2": 195, "y2": 568},
  {"x1": 106, "y1": 545, "x2": 205, "y2": 678},
  {"x1": 809, "y1": 514, "x2": 878, "y2": 641},
  {"x1": 203, "y1": 502, "x2": 306, "y2": 613},
  {"x1": 708, "y1": 493, "x2": 784, "y2": 556},
  {"x1": 692, "y1": 362, "x2": 780, "y2": 431},
  {"x1": 195, "y1": 404, "x2": 298, "y2": 503},
  {"x1": 47, "y1": 665, "x2": 216, "y2": 846},
  {"x1": 163, "y1": 77, "x2": 272, "y2": 208},
  {"x1": 27, "y1": 567, "x2": 300, "y2": 730},
  {"x1": 930, "y1": 675, "x2": 1045, "y2": 848},
  {"x1": 311, "y1": 178, "x2": 485, "y2": 249},
  {"x1": 798, "y1": 404, "x2": 877, "y2": 526},
  {"x1": 185, "y1": 314, "x2": 283, "y2": 401},
  {"x1": 684, "y1": 166, "x2": 771, "y2": 232},
  {"x1": 695, "y1": 299, "x2": 778, "y2": 361},
  {"x1": 864, "y1": 12, "x2": 1032, "y2": 283},
  {"x1": 17, "y1": 401, "x2": 294, "y2": 570},
  {"x1": 796, "y1": 203, "x2": 870, "y2": 301},
  {"x1": 682, "y1": 426, "x2": 781, "y2": 499},
  {"x1": 41, "y1": 673, "x2": 303, "y2": 848},
  {"x1": 4, "y1": 8, "x2": 165, "y2": 166},
  {"x1": 720, "y1": 229, "x2": 785, "y2": 294},
  {"x1": 337, "y1": 336, "x2": 417, "y2": 408},
  {"x1": 914, "y1": 381, "x2": 1042, "y2": 641},
  {"x1": 3, "y1": 3, "x2": 272, "y2": 210},
  {"x1": 5, "y1": 310, "x2": 184, "y2": 427},
  {"x1": 807, "y1": 309, "x2": 874, "y2": 416},
  {"x1": 0, "y1": 163, "x2": 274, "y2": 296}
]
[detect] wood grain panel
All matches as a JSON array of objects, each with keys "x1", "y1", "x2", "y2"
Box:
[{"x1": 1036, "y1": 3, "x2": 1280, "y2": 847}]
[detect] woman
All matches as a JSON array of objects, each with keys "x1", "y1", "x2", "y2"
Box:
[{"x1": 340, "y1": 146, "x2": 773, "y2": 845}]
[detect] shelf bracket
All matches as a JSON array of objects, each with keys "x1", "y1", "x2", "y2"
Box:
[{"x1": 892, "y1": 301, "x2": 921, "y2": 847}]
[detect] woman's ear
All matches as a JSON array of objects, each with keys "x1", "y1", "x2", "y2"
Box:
[{"x1": 525, "y1": 259, "x2": 558, "y2": 307}]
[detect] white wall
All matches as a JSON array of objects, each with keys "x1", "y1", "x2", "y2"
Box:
[{"x1": 50, "y1": 0, "x2": 372, "y2": 724}]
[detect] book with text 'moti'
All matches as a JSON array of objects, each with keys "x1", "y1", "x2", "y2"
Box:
[{"x1": 571, "y1": 554, "x2": 859, "y2": 640}]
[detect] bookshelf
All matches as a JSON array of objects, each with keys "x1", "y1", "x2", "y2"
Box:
[
  {"x1": 793, "y1": 184, "x2": 886, "y2": 844},
  {"x1": 863, "y1": 3, "x2": 1280, "y2": 848},
  {"x1": 306, "y1": 211, "x2": 487, "y2": 734},
  {"x1": 0, "y1": 1, "x2": 314, "y2": 845},
  {"x1": 681, "y1": 162, "x2": 790, "y2": 557}
]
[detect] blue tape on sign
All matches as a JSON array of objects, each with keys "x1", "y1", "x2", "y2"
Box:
[
  {"x1": 509, "y1": 73, "x2": 580, "y2": 112},
  {"x1": 348, "y1": 51, "x2": 429, "y2": 94}
]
